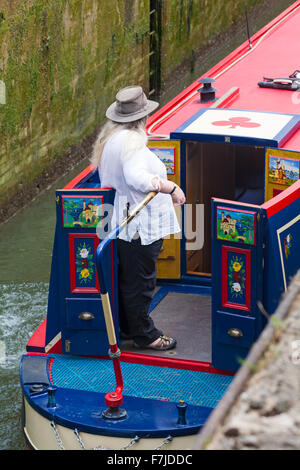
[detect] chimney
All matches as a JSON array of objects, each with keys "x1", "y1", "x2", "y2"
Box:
[{"x1": 198, "y1": 77, "x2": 217, "y2": 103}]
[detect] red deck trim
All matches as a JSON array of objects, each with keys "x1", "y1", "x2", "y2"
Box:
[
  {"x1": 262, "y1": 179, "x2": 300, "y2": 217},
  {"x1": 119, "y1": 351, "x2": 234, "y2": 376}
]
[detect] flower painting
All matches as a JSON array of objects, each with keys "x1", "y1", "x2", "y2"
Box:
[
  {"x1": 222, "y1": 247, "x2": 250, "y2": 311},
  {"x1": 69, "y1": 235, "x2": 100, "y2": 293},
  {"x1": 75, "y1": 241, "x2": 94, "y2": 285},
  {"x1": 228, "y1": 256, "x2": 246, "y2": 300},
  {"x1": 283, "y1": 233, "x2": 292, "y2": 259}
]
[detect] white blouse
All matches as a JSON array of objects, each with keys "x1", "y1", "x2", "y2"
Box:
[{"x1": 99, "y1": 129, "x2": 181, "y2": 245}]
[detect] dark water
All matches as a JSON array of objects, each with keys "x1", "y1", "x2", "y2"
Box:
[
  {"x1": 0, "y1": 0, "x2": 295, "y2": 450},
  {"x1": 0, "y1": 161, "x2": 88, "y2": 450}
]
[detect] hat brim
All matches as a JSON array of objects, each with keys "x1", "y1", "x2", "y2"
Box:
[{"x1": 106, "y1": 99, "x2": 159, "y2": 123}]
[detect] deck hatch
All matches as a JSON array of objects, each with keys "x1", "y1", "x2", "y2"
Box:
[{"x1": 171, "y1": 108, "x2": 300, "y2": 147}]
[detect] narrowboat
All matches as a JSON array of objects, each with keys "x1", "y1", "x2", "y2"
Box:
[{"x1": 20, "y1": 1, "x2": 300, "y2": 450}]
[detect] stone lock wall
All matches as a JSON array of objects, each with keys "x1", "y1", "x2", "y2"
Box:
[
  {"x1": 0, "y1": 0, "x2": 149, "y2": 212},
  {"x1": 0, "y1": 0, "x2": 264, "y2": 218},
  {"x1": 160, "y1": 0, "x2": 262, "y2": 83}
]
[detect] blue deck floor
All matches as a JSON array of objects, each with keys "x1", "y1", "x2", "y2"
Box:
[{"x1": 50, "y1": 354, "x2": 233, "y2": 409}]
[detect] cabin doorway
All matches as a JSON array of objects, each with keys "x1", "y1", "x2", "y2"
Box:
[{"x1": 185, "y1": 141, "x2": 265, "y2": 275}]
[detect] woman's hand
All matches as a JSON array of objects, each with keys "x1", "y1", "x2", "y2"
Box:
[
  {"x1": 171, "y1": 185, "x2": 186, "y2": 206},
  {"x1": 151, "y1": 177, "x2": 186, "y2": 205}
]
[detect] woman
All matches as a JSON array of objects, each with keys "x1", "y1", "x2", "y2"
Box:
[{"x1": 91, "y1": 86, "x2": 185, "y2": 351}]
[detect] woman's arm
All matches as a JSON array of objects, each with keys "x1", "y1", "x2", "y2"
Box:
[
  {"x1": 152, "y1": 177, "x2": 186, "y2": 206},
  {"x1": 122, "y1": 146, "x2": 186, "y2": 206}
]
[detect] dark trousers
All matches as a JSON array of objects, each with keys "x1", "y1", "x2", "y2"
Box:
[{"x1": 117, "y1": 235, "x2": 163, "y2": 346}]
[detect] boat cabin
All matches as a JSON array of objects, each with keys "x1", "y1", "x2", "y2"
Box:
[{"x1": 26, "y1": 105, "x2": 300, "y2": 374}]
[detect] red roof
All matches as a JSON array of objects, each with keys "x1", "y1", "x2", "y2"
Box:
[{"x1": 147, "y1": 1, "x2": 300, "y2": 151}]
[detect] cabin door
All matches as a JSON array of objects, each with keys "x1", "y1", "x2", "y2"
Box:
[{"x1": 211, "y1": 198, "x2": 265, "y2": 372}]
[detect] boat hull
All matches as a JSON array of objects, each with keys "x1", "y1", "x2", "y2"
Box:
[{"x1": 22, "y1": 397, "x2": 197, "y2": 451}]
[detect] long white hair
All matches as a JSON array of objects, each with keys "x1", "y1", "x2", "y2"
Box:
[{"x1": 90, "y1": 117, "x2": 148, "y2": 169}]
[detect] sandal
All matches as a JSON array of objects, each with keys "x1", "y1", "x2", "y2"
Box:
[{"x1": 133, "y1": 335, "x2": 177, "y2": 351}]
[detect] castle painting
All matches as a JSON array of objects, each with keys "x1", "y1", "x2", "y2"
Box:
[
  {"x1": 217, "y1": 207, "x2": 256, "y2": 246},
  {"x1": 62, "y1": 196, "x2": 103, "y2": 228},
  {"x1": 268, "y1": 155, "x2": 299, "y2": 187}
]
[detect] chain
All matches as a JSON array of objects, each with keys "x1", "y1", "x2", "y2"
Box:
[
  {"x1": 74, "y1": 428, "x2": 87, "y2": 450},
  {"x1": 50, "y1": 421, "x2": 65, "y2": 450},
  {"x1": 120, "y1": 435, "x2": 140, "y2": 450},
  {"x1": 75, "y1": 427, "x2": 111, "y2": 450},
  {"x1": 154, "y1": 435, "x2": 173, "y2": 450},
  {"x1": 50, "y1": 422, "x2": 156, "y2": 451}
]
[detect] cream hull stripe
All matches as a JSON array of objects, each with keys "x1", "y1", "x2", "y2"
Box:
[{"x1": 45, "y1": 332, "x2": 61, "y2": 353}]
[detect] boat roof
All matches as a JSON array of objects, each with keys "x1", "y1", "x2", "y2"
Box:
[{"x1": 147, "y1": 1, "x2": 300, "y2": 152}]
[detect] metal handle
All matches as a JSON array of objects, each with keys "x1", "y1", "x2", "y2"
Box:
[
  {"x1": 95, "y1": 191, "x2": 158, "y2": 413},
  {"x1": 228, "y1": 328, "x2": 243, "y2": 338},
  {"x1": 78, "y1": 311, "x2": 95, "y2": 321}
]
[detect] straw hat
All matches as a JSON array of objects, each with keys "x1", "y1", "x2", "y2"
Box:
[{"x1": 106, "y1": 86, "x2": 159, "y2": 123}]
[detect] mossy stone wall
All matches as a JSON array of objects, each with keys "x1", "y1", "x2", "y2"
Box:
[
  {"x1": 0, "y1": 0, "x2": 265, "y2": 212},
  {"x1": 0, "y1": 0, "x2": 149, "y2": 207}
]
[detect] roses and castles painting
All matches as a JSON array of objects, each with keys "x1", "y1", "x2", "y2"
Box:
[{"x1": 216, "y1": 207, "x2": 256, "y2": 246}]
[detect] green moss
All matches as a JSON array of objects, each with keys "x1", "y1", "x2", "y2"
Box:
[
  {"x1": 161, "y1": 0, "x2": 262, "y2": 81},
  {"x1": 0, "y1": 0, "x2": 268, "y2": 209}
]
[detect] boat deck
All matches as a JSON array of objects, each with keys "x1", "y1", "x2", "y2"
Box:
[
  {"x1": 120, "y1": 290, "x2": 211, "y2": 363},
  {"x1": 49, "y1": 354, "x2": 231, "y2": 408}
]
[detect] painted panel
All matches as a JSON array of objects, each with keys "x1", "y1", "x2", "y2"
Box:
[
  {"x1": 62, "y1": 195, "x2": 103, "y2": 228},
  {"x1": 147, "y1": 140, "x2": 181, "y2": 279},
  {"x1": 222, "y1": 246, "x2": 251, "y2": 312},
  {"x1": 268, "y1": 155, "x2": 299, "y2": 186},
  {"x1": 217, "y1": 206, "x2": 256, "y2": 246},
  {"x1": 265, "y1": 148, "x2": 300, "y2": 202},
  {"x1": 69, "y1": 234, "x2": 100, "y2": 293},
  {"x1": 149, "y1": 146, "x2": 176, "y2": 175}
]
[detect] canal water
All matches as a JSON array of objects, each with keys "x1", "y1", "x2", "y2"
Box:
[{"x1": 0, "y1": 0, "x2": 295, "y2": 450}]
